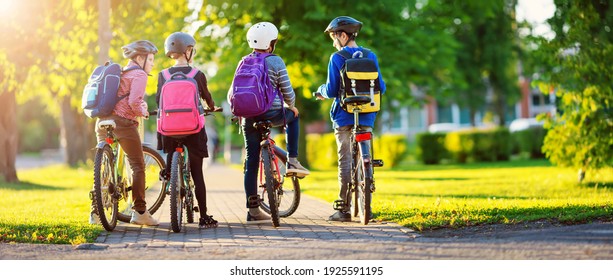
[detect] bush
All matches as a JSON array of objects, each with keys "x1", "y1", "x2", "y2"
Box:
[
  {"x1": 445, "y1": 128, "x2": 511, "y2": 163},
  {"x1": 17, "y1": 100, "x2": 60, "y2": 153},
  {"x1": 512, "y1": 126, "x2": 546, "y2": 159},
  {"x1": 305, "y1": 133, "x2": 337, "y2": 170},
  {"x1": 416, "y1": 132, "x2": 447, "y2": 164},
  {"x1": 374, "y1": 134, "x2": 408, "y2": 168}
]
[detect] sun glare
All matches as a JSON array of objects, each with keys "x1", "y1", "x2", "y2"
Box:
[{"x1": 0, "y1": 0, "x2": 19, "y2": 20}]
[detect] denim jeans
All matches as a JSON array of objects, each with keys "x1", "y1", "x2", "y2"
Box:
[
  {"x1": 242, "y1": 108, "x2": 299, "y2": 208},
  {"x1": 334, "y1": 125, "x2": 372, "y2": 211}
]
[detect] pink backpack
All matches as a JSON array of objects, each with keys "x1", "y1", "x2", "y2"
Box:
[{"x1": 157, "y1": 68, "x2": 205, "y2": 138}]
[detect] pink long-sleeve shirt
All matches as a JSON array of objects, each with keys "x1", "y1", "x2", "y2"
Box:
[{"x1": 113, "y1": 61, "x2": 149, "y2": 123}]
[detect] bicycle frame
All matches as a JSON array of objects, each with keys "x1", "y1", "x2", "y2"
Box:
[
  {"x1": 258, "y1": 138, "x2": 284, "y2": 189},
  {"x1": 96, "y1": 128, "x2": 129, "y2": 201}
]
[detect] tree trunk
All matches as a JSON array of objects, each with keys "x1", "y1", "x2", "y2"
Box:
[
  {"x1": 0, "y1": 89, "x2": 19, "y2": 182},
  {"x1": 59, "y1": 96, "x2": 93, "y2": 166},
  {"x1": 98, "y1": 0, "x2": 111, "y2": 64}
]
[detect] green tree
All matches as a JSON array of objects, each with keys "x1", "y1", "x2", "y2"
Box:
[
  {"x1": 192, "y1": 0, "x2": 462, "y2": 165},
  {"x1": 14, "y1": 0, "x2": 190, "y2": 166},
  {"x1": 0, "y1": 0, "x2": 52, "y2": 181},
  {"x1": 534, "y1": 0, "x2": 613, "y2": 179}
]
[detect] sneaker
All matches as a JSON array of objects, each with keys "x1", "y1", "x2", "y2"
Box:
[
  {"x1": 328, "y1": 210, "x2": 351, "y2": 222},
  {"x1": 199, "y1": 215, "x2": 218, "y2": 229},
  {"x1": 286, "y1": 160, "x2": 310, "y2": 177},
  {"x1": 246, "y1": 208, "x2": 270, "y2": 224},
  {"x1": 130, "y1": 211, "x2": 160, "y2": 226},
  {"x1": 89, "y1": 212, "x2": 100, "y2": 224}
]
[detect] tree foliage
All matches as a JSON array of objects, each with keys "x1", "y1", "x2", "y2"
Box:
[{"x1": 534, "y1": 0, "x2": 613, "y2": 172}]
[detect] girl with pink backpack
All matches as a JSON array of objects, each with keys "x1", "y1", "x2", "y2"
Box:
[{"x1": 156, "y1": 32, "x2": 221, "y2": 229}]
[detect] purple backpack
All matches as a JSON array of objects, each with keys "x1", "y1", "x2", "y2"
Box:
[{"x1": 229, "y1": 52, "x2": 280, "y2": 117}]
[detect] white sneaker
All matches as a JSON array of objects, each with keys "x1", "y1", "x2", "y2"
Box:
[
  {"x1": 286, "y1": 160, "x2": 310, "y2": 177},
  {"x1": 246, "y1": 208, "x2": 270, "y2": 224},
  {"x1": 130, "y1": 211, "x2": 159, "y2": 226},
  {"x1": 89, "y1": 212, "x2": 100, "y2": 224}
]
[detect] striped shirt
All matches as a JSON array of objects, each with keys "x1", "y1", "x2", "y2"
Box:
[
  {"x1": 113, "y1": 61, "x2": 149, "y2": 123},
  {"x1": 265, "y1": 55, "x2": 296, "y2": 109}
]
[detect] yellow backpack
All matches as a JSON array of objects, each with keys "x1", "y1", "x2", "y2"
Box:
[{"x1": 338, "y1": 48, "x2": 381, "y2": 113}]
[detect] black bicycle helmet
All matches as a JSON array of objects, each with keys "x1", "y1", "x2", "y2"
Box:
[
  {"x1": 164, "y1": 32, "x2": 196, "y2": 57},
  {"x1": 324, "y1": 16, "x2": 363, "y2": 35}
]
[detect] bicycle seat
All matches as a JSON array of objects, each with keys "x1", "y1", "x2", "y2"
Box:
[
  {"x1": 97, "y1": 120, "x2": 116, "y2": 130},
  {"x1": 253, "y1": 120, "x2": 273, "y2": 130},
  {"x1": 343, "y1": 96, "x2": 371, "y2": 106}
]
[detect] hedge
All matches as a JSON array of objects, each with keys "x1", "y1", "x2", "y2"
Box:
[
  {"x1": 274, "y1": 132, "x2": 409, "y2": 170},
  {"x1": 511, "y1": 126, "x2": 546, "y2": 159},
  {"x1": 373, "y1": 134, "x2": 409, "y2": 168},
  {"x1": 445, "y1": 128, "x2": 512, "y2": 163},
  {"x1": 416, "y1": 132, "x2": 447, "y2": 164}
]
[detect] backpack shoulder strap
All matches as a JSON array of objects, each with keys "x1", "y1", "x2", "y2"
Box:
[
  {"x1": 185, "y1": 67, "x2": 199, "y2": 79},
  {"x1": 335, "y1": 49, "x2": 352, "y2": 60},
  {"x1": 122, "y1": 65, "x2": 143, "y2": 73},
  {"x1": 161, "y1": 69, "x2": 172, "y2": 81},
  {"x1": 360, "y1": 48, "x2": 372, "y2": 58}
]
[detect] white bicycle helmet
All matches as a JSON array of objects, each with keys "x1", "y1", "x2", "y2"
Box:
[{"x1": 246, "y1": 22, "x2": 278, "y2": 50}]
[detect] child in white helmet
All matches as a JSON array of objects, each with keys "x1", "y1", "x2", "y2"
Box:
[{"x1": 228, "y1": 22, "x2": 310, "y2": 224}]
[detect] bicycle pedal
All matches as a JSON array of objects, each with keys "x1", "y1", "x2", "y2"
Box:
[{"x1": 372, "y1": 159, "x2": 384, "y2": 167}]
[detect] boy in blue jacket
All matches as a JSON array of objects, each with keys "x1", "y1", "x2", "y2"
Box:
[{"x1": 315, "y1": 16, "x2": 386, "y2": 222}]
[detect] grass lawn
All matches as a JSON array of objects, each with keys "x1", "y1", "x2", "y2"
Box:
[
  {"x1": 0, "y1": 165, "x2": 100, "y2": 244},
  {"x1": 301, "y1": 159, "x2": 613, "y2": 231},
  {"x1": 2, "y1": 160, "x2": 612, "y2": 244}
]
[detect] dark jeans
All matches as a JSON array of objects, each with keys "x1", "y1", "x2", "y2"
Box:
[{"x1": 242, "y1": 108, "x2": 299, "y2": 208}]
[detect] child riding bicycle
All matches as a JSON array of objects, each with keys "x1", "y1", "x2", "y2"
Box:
[
  {"x1": 156, "y1": 32, "x2": 221, "y2": 229},
  {"x1": 228, "y1": 22, "x2": 310, "y2": 224},
  {"x1": 90, "y1": 40, "x2": 160, "y2": 226},
  {"x1": 314, "y1": 16, "x2": 386, "y2": 222}
]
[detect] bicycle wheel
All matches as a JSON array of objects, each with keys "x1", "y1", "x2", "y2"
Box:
[
  {"x1": 93, "y1": 144, "x2": 117, "y2": 231},
  {"x1": 117, "y1": 146, "x2": 166, "y2": 223},
  {"x1": 169, "y1": 152, "x2": 183, "y2": 233},
  {"x1": 355, "y1": 142, "x2": 373, "y2": 225},
  {"x1": 260, "y1": 154, "x2": 300, "y2": 217},
  {"x1": 261, "y1": 148, "x2": 280, "y2": 227}
]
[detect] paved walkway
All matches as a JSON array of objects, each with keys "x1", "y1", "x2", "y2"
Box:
[{"x1": 91, "y1": 164, "x2": 416, "y2": 252}]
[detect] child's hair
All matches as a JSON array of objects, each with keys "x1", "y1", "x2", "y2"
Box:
[{"x1": 168, "y1": 52, "x2": 183, "y2": 59}]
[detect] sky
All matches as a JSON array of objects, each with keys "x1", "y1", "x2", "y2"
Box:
[{"x1": 516, "y1": 0, "x2": 556, "y2": 39}]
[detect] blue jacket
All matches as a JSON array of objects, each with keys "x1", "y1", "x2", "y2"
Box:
[{"x1": 317, "y1": 46, "x2": 386, "y2": 129}]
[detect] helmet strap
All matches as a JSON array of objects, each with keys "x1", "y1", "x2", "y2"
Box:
[{"x1": 185, "y1": 47, "x2": 194, "y2": 66}]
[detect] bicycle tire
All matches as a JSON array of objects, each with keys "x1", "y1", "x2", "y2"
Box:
[
  {"x1": 117, "y1": 146, "x2": 166, "y2": 223},
  {"x1": 93, "y1": 145, "x2": 117, "y2": 231},
  {"x1": 184, "y1": 155, "x2": 194, "y2": 224},
  {"x1": 262, "y1": 148, "x2": 280, "y2": 227},
  {"x1": 356, "y1": 142, "x2": 373, "y2": 225},
  {"x1": 260, "y1": 156, "x2": 301, "y2": 217},
  {"x1": 351, "y1": 142, "x2": 359, "y2": 218},
  {"x1": 169, "y1": 152, "x2": 183, "y2": 233}
]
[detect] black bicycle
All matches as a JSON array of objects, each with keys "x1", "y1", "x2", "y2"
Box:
[
  {"x1": 343, "y1": 95, "x2": 384, "y2": 225},
  {"x1": 253, "y1": 120, "x2": 301, "y2": 227},
  {"x1": 167, "y1": 108, "x2": 222, "y2": 233}
]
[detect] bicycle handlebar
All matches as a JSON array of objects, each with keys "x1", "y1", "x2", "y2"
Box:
[{"x1": 148, "y1": 107, "x2": 223, "y2": 117}]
